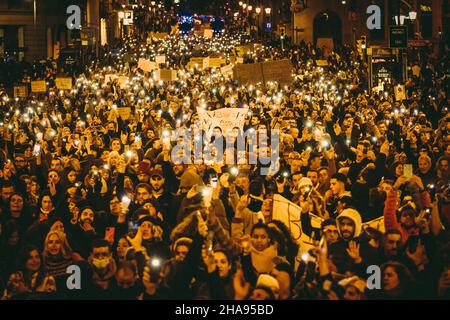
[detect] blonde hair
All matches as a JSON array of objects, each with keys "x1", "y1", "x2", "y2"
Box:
[{"x1": 43, "y1": 230, "x2": 73, "y2": 259}]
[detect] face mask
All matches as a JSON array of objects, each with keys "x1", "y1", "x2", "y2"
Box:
[{"x1": 92, "y1": 258, "x2": 110, "y2": 269}]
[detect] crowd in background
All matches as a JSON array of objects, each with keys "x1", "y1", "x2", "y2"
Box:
[{"x1": 0, "y1": 22, "x2": 449, "y2": 300}]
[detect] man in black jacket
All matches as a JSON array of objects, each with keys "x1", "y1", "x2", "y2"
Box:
[{"x1": 328, "y1": 207, "x2": 380, "y2": 276}]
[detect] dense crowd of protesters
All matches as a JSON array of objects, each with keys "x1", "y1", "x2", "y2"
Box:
[{"x1": 0, "y1": 20, "x2": 449, "y2": 300}]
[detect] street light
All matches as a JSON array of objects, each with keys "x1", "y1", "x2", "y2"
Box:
[
  {"x1": 255, "y1": 7, "x2": 261, "y2": 14},
  {"x1": 151, "y1": 1, "x2": 155, "y2": 5},
  {"x1": 242, "y1": 3, "x2": 247, "y2": 9},
  {"x1": 265, "y1": 7, "x2": 271, "y2": 14},
  {"x1": 239, "y1": 1, "x2": 243, "y2": 6},
  {"x1": 248, "y1": 5, "x2": 252, "y2": 11},
  {"x1": 409, "y1": 11, "x2": 417, "y2": 20}
]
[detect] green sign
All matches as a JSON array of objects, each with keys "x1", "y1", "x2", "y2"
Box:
[{"x1": 389, "y1": 26, "x2": 408, "y2": 48}]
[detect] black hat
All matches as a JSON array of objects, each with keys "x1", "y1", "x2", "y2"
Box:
[
  {"x1": 137, "y1": 215, "x2": 164, "y2": 228},
  {"x1": 331, "y1": 173, "x2": 347, "y2": 185},
  {"x1": 321, "y1": 218, "x2": 336, "y2": 229}
]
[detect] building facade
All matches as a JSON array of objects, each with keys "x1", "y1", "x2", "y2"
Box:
[
  {"x1": 291, "y1": 0, "x2": 447, "y2": 51},
  {"x1": 0, "y1": 0, "x2": 106, "y2": 63}
]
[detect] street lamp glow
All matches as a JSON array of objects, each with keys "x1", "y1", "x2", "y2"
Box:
[
  {"x1": 255, "y1": 7, "x2": 261, "y2": 14},
  {"x1": 265, "y1": 7, "x2": 271, "y2": 14},
  {"x1": 409, "y1": 11, "x2": 417, "y2": 20},
  {"x1": 248, "y1": 5, "x2": 252, "y2": 11},
  {"x1": 239, "y1": 1, "x2": 243, "y2": 6},
  {"x1": 242, "y1": 3, "x2": 247, "y2": 9}
]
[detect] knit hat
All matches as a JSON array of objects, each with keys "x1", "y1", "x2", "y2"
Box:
[
  {"x1": 321, "y1": 218, "x2": 336, "y2": 230},
  {"x1": 179, "y1": 170, "x2": 204, "y2": 190},
  {"x1": 149, "y1": 167, "x2": 164, "y2": 178},
  {"x1": 332, "y1": 173, "x2": 347, "y2": 185},
  {"x1": 171, "y1": 237, "x2": 193, "y2": 253},
  {"x1": 137, "y1": 215, "x2": 164, "y2": 228},
  {"x1": 338, "y1": 276, "x2": 367, "y2": 294},
  {"x1": 337, "y1": 208, "x2": 362, "y2": 238},
  {"x1": 298, "y1": 177, "x2": 313, "y2": 188},
  {"x1": 256, "y1": 274, "x2": 279, "y2": 292}
]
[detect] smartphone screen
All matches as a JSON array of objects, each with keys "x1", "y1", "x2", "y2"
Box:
[
  {"x1": 33, "y1": 143, "x2": 41, "y2": 156},
  {"x1": 105, "y1": 227, "x2": 115, "y2": 243},
  {"x1": 404, "y1": 164, "x2": 413, "y2": 179}
]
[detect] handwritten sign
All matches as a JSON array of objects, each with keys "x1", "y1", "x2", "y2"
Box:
[
  {"x1": 156, "y1": 69, "x2": 177, "y2": 82},
  {"x1": 233, "y1": 63, "x2": 263, "y2": 84},
  {"x1": 395, "y1": 85, "x2": 406, "y2": 101},
  {"x1": 220, "y1": 64, "x2": 234, "y2": 77},
  {"x1": 273, "y1": 194, "x2": 385, "y2": 253},
  {"x1": 196, "y1": 107, "x2": 248, "y2": 137},
  {"x1": 31, "y1": 80, "x2": 46, "y2": 93},
  {"x1": 13, "y1": 85, "x2": 28, "y2": 98},
  {"x1": 315, "y1": 60, "x2": 329, "y2": 66},
  {"x1": 234, "y1": 59, "x2": 292, "y2": 86},
  {"x1": 155, "y1": 55, "x2": 166, "y2": 64},
  {"x1": 55, "y1": 77, "x2": 73, "y2": 90},
  {"x1": 261, "y1": 59, "x2": 293, "y2": 86},
  {"x1": 138, "y1": 58, "x2": 158, "y2": 72},
  {"x1": 117, "y1": 107, "x2": 131, "y2": 120},
  {"x1": 189, "y1": 57, "x2": 209, "y2": 69},
  {"x1": 209, "y1": 57, "x2": 226, "y2": 68},
  {"x1": 117, "y1": 76, "x2": 129, "y2": 88}
]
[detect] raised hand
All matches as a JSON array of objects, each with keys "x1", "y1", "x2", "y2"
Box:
[
  {"x1": 346, "y1": 240, "x2": 362, "y2": 264},
  {"x1": 233, "y1": 267, "x2": 250, "y2": 300},
  {"x1": 406, "y1": 239, "x2": 428, "y2": 270},
  {"x1": 197, "y1": 212, "x2": 208, "y2": 238},
  {"x1": 127, "y1": 226, "x2": 144, "y2": 251}
]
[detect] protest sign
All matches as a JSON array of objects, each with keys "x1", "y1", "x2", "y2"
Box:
[
  {"x1": 155, "y1": 55, "x2": 166, "y2": 64},
  {"x1": 316, "y1": 60, "x2": 329, "y2": 66},
  {"x1": 233, "y1": 63, "x2": 264, "y2": 84},
  {"x1": 261, "y1": 59, "x2": 293, "y2": 86},
  {"x1": 233, "y1": 59, "x2": 293, "y2": 86},
  {"x1": 31, "y1": 80, "x2": 46, "y2": 93},
  {"x1": 156, "y1": 69, "x2": 178, "y2": 82},
  {"x1": 272, "y1": 195, "x2": 385, "y2": 251},
  {"x1": 395, "y1": 85, "x2": 407, "y2": 101},
  {"x1": 220, "y1": 64, "x2": 234, "y2": 77},
  {"x1": 209, "y1": 57, "x2": 226, "y2": 68},
  {"x1": 138, "y1": 58, "x2": 158, "y2": 72},
  {"x1": 196, "y1": 107, "x2": 248, "y2": 136},
  {"x1": 188, "y1": 57, "x2": 210, "y2": 69},
  {"x1": 13, "y1": 85, "x2": 28, "y2": 98},
  {"x1": 55, "y1": 77, "x2": 73, "y2": 90},
  {"x1": 117, "y1": 107, "x2": 131, "y2": 120}
]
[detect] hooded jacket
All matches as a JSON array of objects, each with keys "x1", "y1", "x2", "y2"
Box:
[{"x1": 329, "y1": 208, "x2": 380, "y2": 275}]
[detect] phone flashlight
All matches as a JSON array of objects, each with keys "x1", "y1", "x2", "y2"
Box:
[{"x1": 150, "y1": 258, "x2": 161, "y2": 268}]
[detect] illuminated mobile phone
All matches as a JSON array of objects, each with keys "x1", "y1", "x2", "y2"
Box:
[{"x1": 404, "y1": 164, "x2": 413, "y2": 179}]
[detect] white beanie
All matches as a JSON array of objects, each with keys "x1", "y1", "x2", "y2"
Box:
[
  {"x1": 337, "y1": 208, "x2": 362, "y2": 238},
  {"x1": 298, "y1": 177, "x2": 313, "y2": 188},
  {"x1": 256, "y1": 274, "x2": 280, "y2": 291}
]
